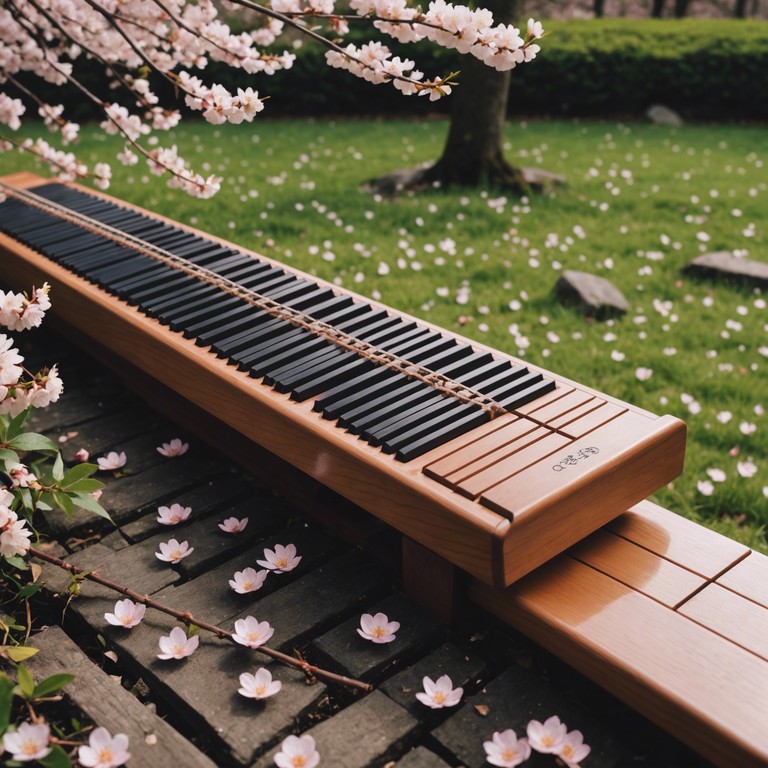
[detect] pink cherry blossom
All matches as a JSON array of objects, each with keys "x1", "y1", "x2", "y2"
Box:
[
  {"x1": 415, "y1": 675, "x2": 463, "y2": 708},
  {"x1": 232, "y1": 616, "x2": 274, "y2": 648},
  {"x1": 229, "y1": 567, "x2": 268, "y2": 594},
  {"x1": 357, "y1": 612, "x2": 400, "y2": 643},
  {"x1": 75, "y1": 448, "x2": 90, "y2": 462},
  {"x1": 557, "y1": 728, "x2": 591, "y2": 767},
  {"x1": 527, "y1": 715, "x2": 568, "y2": 754},
  {"x1": 157, "y1": 626, "x2": 199, "y2": 660},
  {"x1": 706, "y1": 468, "x2": 726, "y2": 483},
  {"x1": 0, "y1": 506, "x2": 32, "y2": 558},
  {"x1": 238, "y1": 668, "x2": 282, "y2": 700},
  {"x1": 218, "y1": 516, "x2": 248, "y2": 533},
  {"x1": 257, "y1": 543, "x2": 301, "y2": 573},
  {"x1": 697, "y1": 480, "x2": 714, "y2": 496},
  {"x1": 274, "y1": 734, "x2": 319, "y2": 768},
  {"x1": 2, "y1": 721, "x2": 51, "y2": 762},
  {"x1": 155, "y1": 538, "x2": 194, "y2": 564},
  {"x1": 156, "y1": 438, "x2": 189, "y2": 457},
  {"x1": 737, "y1": 460, "x2": 757, "y2": 478},
  {"x1": 104, "y1": 599, "x2": 146, "y2": 629},
  {"x1": 156, "y1": 503, "x2": 192, "y2": 525},
  {"x1": 97, "y1": 451, "x2": 127, "y2": 471},
  {"x1": 77, "y1": 727, "x2": 131, "y2": 768},
  {"x1": 483, "y1": 729, "x2": 531, "y2": 767}
]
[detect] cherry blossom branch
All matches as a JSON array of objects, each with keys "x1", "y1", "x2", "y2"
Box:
[{"x1": 28, "y1": 546, "x2": 374, "y2": 693}]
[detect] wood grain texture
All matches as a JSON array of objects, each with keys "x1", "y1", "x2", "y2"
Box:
[
  {"x1": 716, "y1": 549, "x2": 768, "y2": 609},
  {"x1": 606, "y1": 499, "x2": 750, "y2": 579},
  {"x1": 568, "y1": 528, "x2": 706, "y2": 608},
  {"x1": 678, "y1": 582, "x2": 768, "y2": 662}
]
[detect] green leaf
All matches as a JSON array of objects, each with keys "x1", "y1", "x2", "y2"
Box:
[
  {"x1": 3, "y1": 555, "x2": 28, "y2": 572},
  {"x1": 0, "y1": 448, "x2": 20, "y2": 463},
  {"x1": 70, "y1": 493, "x2": 113, "y2": 523},
  {"x1": 9, "y1": 433, "x2": 59, "y2": 453},
  {"x1": 0, "y1": 673, "x2": 14, "y2": 737},
  {"x1": 16, "y1": 664, "x2": 34, "y2": 699},
  {"x1": 52, "y1": 492, "x2": 75, "y2": 517},
  {"x1": 5, "y1": 409, "x2": 30, "y2": 440},
  {"x1": 52, "y1": 453, "x2": 64, "y2": 482},
  {"x1": 4, "y1": 646, "x2": 39, "y2": 663},
  {"x1": 59, "y1": 463, "x2": 98, "y2": 487},
  {"x1": 39, "y1": 744, "x2": 72, "y2": 768},
  {"x1": 63, "y1": 479, "x2": 103, "y2": 493},
  {"x1": 33, "y1": 673, "x2": 75, "y2": 698},
  {"x1": 17, "y1": 583, "x2": 42, "y2": 600}
]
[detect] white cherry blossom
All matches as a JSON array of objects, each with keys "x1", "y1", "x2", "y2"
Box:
[
  {"x1": 527, "y1": 715, "x2": 567, "y2": 754},
  {"x1": 229, "y1": 567, "x2": 268, "y2": 594},
  {"x1": 97, "y1": 451, "x2": 127, "y2": 471},
  {"x1": 257, "y1": 543, "x2": 301, "y2": 573},
  {"x1": 483, "y1": 729, "x2": 531, "y2": 767},
  {"x1": 274, "y1": 734, "x2": 320, "y2": 768},
  {"x1": 415, "y1": 674, "x2": 463, "y2": 708},
  {"x1": 357, "y1": 612, "x2": 400, "y2": 643},
  {"x1": 104, "y1": 599, "x2": 146, "y2": 629},
  {"x1": 155, "y1": 538, "x2": 194, "y2": 564},
  {"x1": 156, "y1": 438, "x2": 189, "y2": 457},
  {"x1": 219, "y1": 516, "x2": 249, "y2": 533},
  {"x1": 232, "y1": 616, "x2": 275, "y2": 648},
  {"x1": 557, "y1": 728, "x2": 591, "y2": 767},
  {"x1": 157, "y1": 626, "x2": 199, "y2": 660},
  {"x1": 77, "y1": 727, "x2": 131, "y2": 768},
  {"x1": 157, "y1": 504, "x2": 192, "y2": 525},
  {"x1": 2, "y1": 721, "x2": 51, "y2": 762},
  {"x1": 238, "y1": 668, "x2": 282, "y2": 700}
]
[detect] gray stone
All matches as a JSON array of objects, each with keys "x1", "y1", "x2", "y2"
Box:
[
  {"x1": 252, "y1": 691, "x2": 418, "y2": 768},
  {"x1": 683, "y1": 251, "x2": 768, "y2": 288},
  {"x1": 555, "y1": 270, "x2": 629, "y2": 318},
  {"x1": 395, "y1": 746, "x2": 453, "y2": 767},
  {"x1": 380, "y1": 642, "x2": 488, "y2": 720},
  {"x1": 646, "y1": 104, "x2": 683, "y2": 127},
  {"x1": 432, "y1": 662, "x2": 630, "y2": 768},
  {"x1": 309, "y1": 592, "x2": 444, "y2": 682},
  {"x1": 26, "y1": 627, "x2": 218, "y2": 768}
]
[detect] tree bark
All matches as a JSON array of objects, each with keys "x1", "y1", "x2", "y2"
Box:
[
  {"x1": 734, "y1": 0, "x2": 748, "y2": 16},
  {"x1": 674, "y1": 0, "x2": 689, "y2": 16},
  {"x1": 422, "y1": 0, "x2": 529, "y2": 192},
  {"x1": 594, "y1": 0, "x2": 606, "y2": 17},
  {"x1": 651, "y1": 0, "x2": 666, "y2": 17}
]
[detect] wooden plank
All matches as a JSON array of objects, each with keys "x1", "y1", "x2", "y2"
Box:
[
  {"x1": 716, "y1": 550, "x2": 768, "y2": 609},
  {"x1": 568, "y1": 529, "x2": 706, "y2": 608},
  {"x1": 379, "y1": 642, "x2": 488, "y2": 721},
  {"x1": 469, "y1": 557, "x2": 768, "y2": 768},
  {"x1": 521, "y1": 389, "x2": 597, "y2": 424},
  {"x1": 251, "y1": 691, "x2": 418, "y2": 768},
  {"x1": 547, "y1": 398, "x2": 605, "y2": 430},
  {"x1": 606, "y1": 500, "x2": 750, "y2": 579},
  {"x1": 310, "y1": 592, "x2": 444, "y2": 681},
  {"x1": 402, "y1": 538, "x2": 457, "y2": 623},
  {"x1": 431, "y1": 661, "x2": 631, "y2": 768},
  {"x1": 422, "y1": 416, "x2": 533, "y2": 483},
  {"x1": 26, "y1": 627, "x2": 218, "y2": 768},
  {"x1": 555, "y1": 401, "x2": 627, "y2": 439},
  {"x1": 678, "y1": 582, "x2": 768, "y2": 662}
]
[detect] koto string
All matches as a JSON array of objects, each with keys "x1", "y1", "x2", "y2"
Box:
[{"x1": 1, "y1": 181, "x2": 505, "y2": 417}]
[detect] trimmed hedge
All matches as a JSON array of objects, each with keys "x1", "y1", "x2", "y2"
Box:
[{"x1": 17, "y1": 19, "x2": 768, "y2": 120}]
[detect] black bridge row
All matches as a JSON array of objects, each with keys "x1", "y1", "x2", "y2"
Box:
[{"x1": 0, "y1": 185, "x2": 555, "y2": 462}]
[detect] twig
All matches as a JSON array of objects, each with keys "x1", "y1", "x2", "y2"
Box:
[{"x1": 29, "y1": 547, "x2": 373, "y2": 693}]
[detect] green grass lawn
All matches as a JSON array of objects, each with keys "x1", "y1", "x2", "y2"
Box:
[{"x1": 4, "y1": 118, "x2": 766, "y2": 551}]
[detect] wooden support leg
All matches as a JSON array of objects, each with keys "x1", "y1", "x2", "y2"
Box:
[{"x1": 402, "y1": 537, "x2": 457, "y2": 624}]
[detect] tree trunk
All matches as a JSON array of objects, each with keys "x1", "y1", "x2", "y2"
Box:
[
  {"x1": 423, "y1": 0, "x2": 529, "y2": 192},
  {"x1": 734, "y1": 0, "x2": 748, "y2": 16},
  {"x1": 651, "y1": 0, "x2": 665, "y2": 16},
  {"x1": 674, "y1": 0, "x2": 689, "y2": 16},
  {"x1": 594, "y1": 0, "x2": 606, "y2": 17}
]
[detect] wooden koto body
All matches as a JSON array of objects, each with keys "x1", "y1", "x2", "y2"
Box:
[{"x1": 0, "y1": 172, "x2": 685, "y2": 587}]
